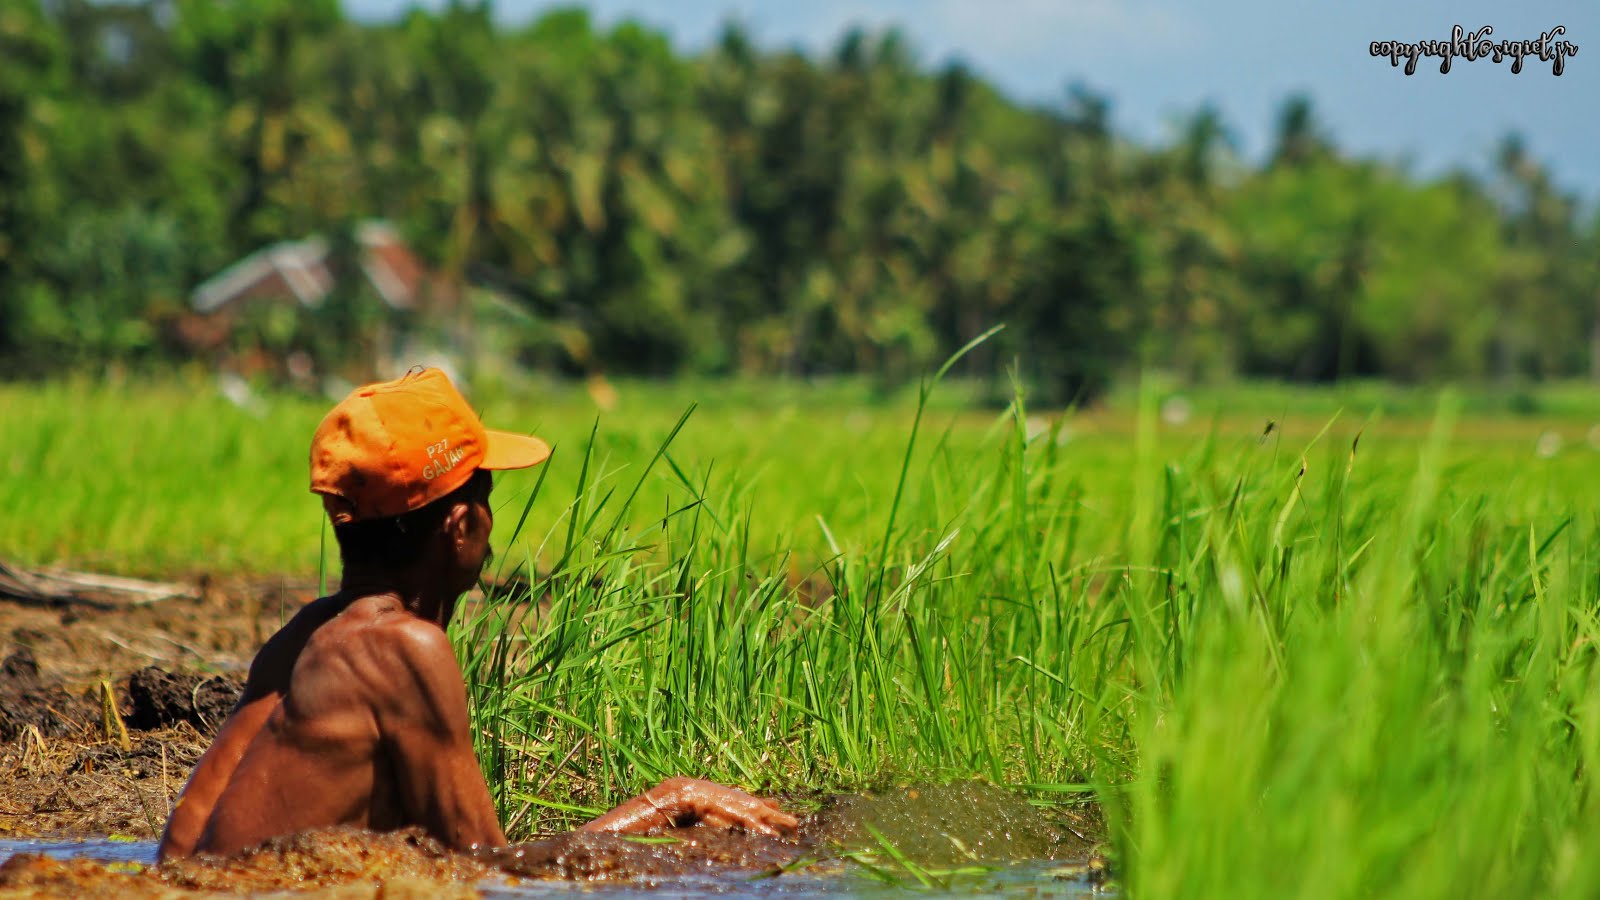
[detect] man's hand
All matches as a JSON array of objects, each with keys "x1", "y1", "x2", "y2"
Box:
[
  {"x1": 655, "y1": 777, "x2": 799, "y2": 836},
  {"x1": 581, "y1": 776, "x2": 799, "y2": 837}
]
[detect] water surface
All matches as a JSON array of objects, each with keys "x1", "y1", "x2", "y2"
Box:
[{"x1": 0, "y1": 837, "x2": 156, "y2": 865}]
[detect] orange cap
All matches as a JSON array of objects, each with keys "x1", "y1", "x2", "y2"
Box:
[{"x1": 309, "y1": 368, "x2": 551, "y2": 525}]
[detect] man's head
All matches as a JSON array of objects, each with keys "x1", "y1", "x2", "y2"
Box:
[
  {"x1": 309, "y1": 368, "x2": 549, "y2": 591},
  {"x1": 331, "y1": 468, "x2": 493, "y2": 590}
]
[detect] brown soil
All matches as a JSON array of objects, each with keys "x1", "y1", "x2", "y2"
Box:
[
  {"x1": 0, "y1": 651, "x2": 91, "y2": 744},
  {"x1": 0, "y1": 575, "x2": 311, "y2": 686},
  {"x1": 0, "y1": 827, "x2": 485, "y2": 898},
  {"x1": 0, "y1": 578, "x2": 308, "y2": 840},
  {"x1": 0, "y1": 824, "x2": 814, "y2": 897},
  {"x1": 0, "y1": 821, "x2": 817, "y2": 896}
]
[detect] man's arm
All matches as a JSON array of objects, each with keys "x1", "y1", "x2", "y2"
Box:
[
  {"x1": 581, "y1": 777, "x2": 798, "y2": 837},
  {"x1": 157, "y1": 596, "x2": 342, "y2": 861},
  {"x1": 155, "y1": 689, "x2": 278, "y2": 861},
  {"x1": 370, "y1": 621, "x2": 507, "y2": 852}
]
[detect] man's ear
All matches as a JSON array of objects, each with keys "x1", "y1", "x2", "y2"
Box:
[{"x1": 442, "y1": 501, "x2": 472, "y2": 552}]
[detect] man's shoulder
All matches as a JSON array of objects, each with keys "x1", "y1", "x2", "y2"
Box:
[
  {"x1": 302, "y1": 601, "x2": 455, "y2": 682},
  {"x1": 354, "y1": 612, "x2": 454, "y2": 667},
  {"x1": 250, "y1": 595, "x2": 449, "y2": 685},
  {"x1": 330, "y1": 613, "x2": 464, "y2": 729},
  {"x1": 243, "y1": 594, "x2": 348, "y2": 688},
  {"x1": 259, "y1": 594, "x2": 354, "y2": 650},
  {"x1": 279, "y1": 602, "x2": 458, "y2": 717}
]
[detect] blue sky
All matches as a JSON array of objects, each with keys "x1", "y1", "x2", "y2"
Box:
[{"x1": 347, "y1": 0, "x2": 1599, "y2": 204}]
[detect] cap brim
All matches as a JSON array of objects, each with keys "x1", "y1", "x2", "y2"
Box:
[{"x1": 481, "y1": 429, "x2": 552, "y2": 470}]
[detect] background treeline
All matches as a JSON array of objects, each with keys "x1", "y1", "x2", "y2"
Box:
[{"x1": 1, "y1": 0, "x2": 1596, "y2": 401}]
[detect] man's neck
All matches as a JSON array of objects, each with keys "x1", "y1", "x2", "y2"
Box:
[{"x1": 338, "y1": 568, "x2": 455, "y2": 627}]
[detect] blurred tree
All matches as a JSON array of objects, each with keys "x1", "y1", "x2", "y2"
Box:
[
  {"x1": 1011, "y1": 198, "x2": 1143, "y2": 404},
  {"x1": 1270, "y1": 94, "x2": 1332, "y2": 170},
  {"x1": 0, "y1": 0, "x2": 65, "y2": 371},
  {"x1": 1489, "y1": 133, "x2": 1588, "y2": 381},
  {"x1": 0, "y1": 2, "x2": 1594, "y2": 396}
]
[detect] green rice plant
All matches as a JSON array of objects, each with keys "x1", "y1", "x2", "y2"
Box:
[
  {"x1": 453, "y1": 338, "x2": 1115, "y2": 828},
  {"x1": 1108, "y1": 396, "x2": 1600, "y2": 898},
  {"x1": 447, "y1": 370, "x2": 1600, "y2": 898}
]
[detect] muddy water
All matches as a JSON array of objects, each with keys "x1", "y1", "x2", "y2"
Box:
[
  {"x1": 0, "y1": 783, "x2": 1111, "y2": 896},
  {"x1": 811, "y1": 781, "x2": 1087, "y2": 865},
  {"x1": 483, "y1": 861, "x2": 1107, "y2": 897},
  {"x1": 0, "y1": 837, "x2": 154, "y2": 865}
]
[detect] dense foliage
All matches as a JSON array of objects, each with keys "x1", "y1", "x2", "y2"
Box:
[{"x1": 1, "y1": 0, "x2": 1596, "y2": 399}]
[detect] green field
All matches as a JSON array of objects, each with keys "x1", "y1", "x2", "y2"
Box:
[{"x1": 7, "y1": 372, "x2": 1600, "y2": 896}]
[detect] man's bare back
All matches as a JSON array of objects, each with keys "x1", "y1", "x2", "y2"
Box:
[{"x1": 160, "y1": 592, "x2": 506, "y2": 858}]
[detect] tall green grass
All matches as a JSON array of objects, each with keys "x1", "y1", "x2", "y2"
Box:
[
  {"x1": 452, "y1": 379, "x2": 1600, "y2": 898},
  {"x1": 1114, "y1": 399, "x2": 1600, "y2": 898}
]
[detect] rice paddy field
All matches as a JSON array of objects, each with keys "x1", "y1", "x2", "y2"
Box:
[{"x1": 7, "y1": 368, "x2": 1600, "y2": 897}]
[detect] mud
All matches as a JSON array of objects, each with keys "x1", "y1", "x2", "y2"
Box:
[
  {"x1": 0, "y1": 826, "x2": 811, "y2": 896},
  {"x1": 810, "y1": 780, "x2": 1094, "y2": 866},
  {"x1": 160, "y1": 827, "x2": 487, "y2": 894},
  {"x1": 0, "y1": 651, "x2": 95, "y2": 744},
  {"x1": 0, "y1": 651, "x2": 243, "y2": 745},
  {"x1": 0, "y1": 577, "x2": 282, "y2": 839},
  {"x1": 0, "y1": 575, "x2": 308, "y2": 687},
  {"x1": 478, "y1": 783, "x2": 1095, "y2": 881},
  {"x1": 0, "y1": 827, "x2": 484, "y2": 898},
  {"x1": 478, "y1": 827, "x2": 812, "y2": 882},
  {"x1": 124, "y1": 668, "x2": 240, "y2": 734}
]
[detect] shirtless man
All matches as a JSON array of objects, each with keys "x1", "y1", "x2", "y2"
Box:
[{"x1": 157, "y1": 368, "x2": 796, "y2": 861}]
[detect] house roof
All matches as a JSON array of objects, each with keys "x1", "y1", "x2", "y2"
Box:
[{"x1": 192, "y1": 221, "x2": 431, "y2": 314}]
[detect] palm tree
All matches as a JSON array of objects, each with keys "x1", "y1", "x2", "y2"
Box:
[{"x1": 1269, "y1": 94, "x2": 1327, "y2": 169}]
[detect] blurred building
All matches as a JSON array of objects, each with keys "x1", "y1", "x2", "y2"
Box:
[
  {"x1": 191, "y1": 221, "x2": 452, "y2": 315},
  {"x1": 178, "y1": 221, "x2": 461, "y2": 387}
]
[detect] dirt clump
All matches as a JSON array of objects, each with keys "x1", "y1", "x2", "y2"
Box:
[
  {"x1": 124, "y1": 668, "x2": 239, "y2": 734},
  {"x1": 0, "y1": 654, "x2": 241, "y2": 839},
  {"x1": 0, "y1": 651, "x2": 242, "y2": 747},
  {"x1": 0, "y1": 651, "x2": 97, "y2": 743}
]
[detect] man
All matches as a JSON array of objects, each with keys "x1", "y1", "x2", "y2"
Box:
[{"x1": 158, "y1": 368, "x2": 796, "y2": 861}]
